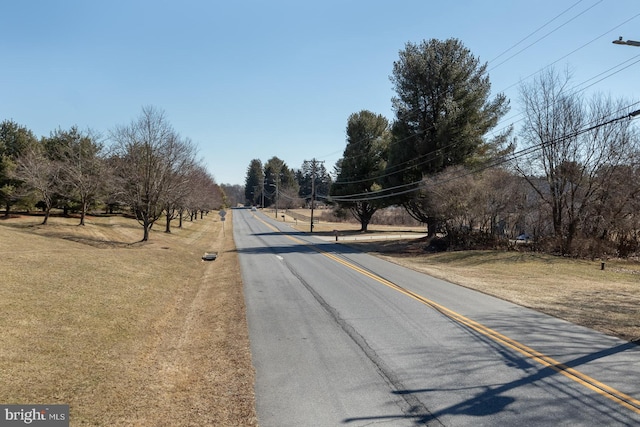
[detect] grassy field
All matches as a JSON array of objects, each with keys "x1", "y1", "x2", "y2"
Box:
[{"x1": 0, "y1": 212, "x2": 256, "y2": 426}]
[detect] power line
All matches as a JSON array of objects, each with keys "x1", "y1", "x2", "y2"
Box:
[
  {"x1": 488, "y1": 0, "x2": 604, "y2": 72},
  {"x1": 329, "y1": 106, "x2": 640, "y2": 203},
  {"x1": 491, "y1": 52, "x2": 640, "y2": 138},
  {"x1": 326, "y1": 7, "x2": 640, "y2": 191},
  {"x1": 336, "y1": 52, "x2": 640, "y2": 187},
  {"x1": 488, "y1": 0, "x2": 586, "y2": 65},
  {"x1": 334, "y1": 24, "x2": 640, "y2": 187},
  {"x1": 494, "y1": 11, "x2": 640, "y2": 97}
]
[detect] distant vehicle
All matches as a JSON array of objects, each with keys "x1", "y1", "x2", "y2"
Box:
[
  {"x1": 251, "y1": 206, "x2": 257, "y2": 211},
  {"x1": 516, "y1": 233, "x2": 531, "y2": 242}
]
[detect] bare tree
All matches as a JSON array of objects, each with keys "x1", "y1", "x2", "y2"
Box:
[
  {"x1": 12, "y1": 145, "x2": 60, "y2": 224},
  {"x1": 160, "y1": 137, "x2": 198, "y2": 233},
  {"x1": 180, "y1": 163, "x2": 222, "y2": 224},
  {"x1": 517, "y1": 68, "x2": 639, "y2": 254},
  {"x1": 220, "y1": 183, "x2": 244, "y2": 208},
  {"x1": 110, "y1": 106, "x2": 195, "y2": 242}
]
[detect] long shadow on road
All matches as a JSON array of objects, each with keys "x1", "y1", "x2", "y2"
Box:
[{"x1": 343, "y1": 318, "x2": 640, "y2": 426}]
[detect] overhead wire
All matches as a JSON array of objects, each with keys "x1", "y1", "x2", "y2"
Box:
[
  {"x1": 487, "y1": 0, "x2": 585, "y2": 65},
  {"x1": 494, "y1": 11, "x2": 640, "y2": 97},
  {"x1": 324, "y1": 2, "x2": 640, "y2": 198},
  {"x1": 487, "y1": 0, "x2": 604, "y2": 72},
  {"x1": 330, "y1": 103, "x2": 640, "y2": 202},
  {"x1": 333, "y1": 52, "x2": 640, "y2": 190},
  {"x1": 319, "y1": 3, "x2": 595, "y2": 167},
  {"x1": 333, "y1": 3, "x2": 633, "y2": 186}
]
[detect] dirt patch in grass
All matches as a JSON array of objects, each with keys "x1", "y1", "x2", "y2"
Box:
[{"x1": 0, "y1": 213, "x2": 256, "y2": 426}]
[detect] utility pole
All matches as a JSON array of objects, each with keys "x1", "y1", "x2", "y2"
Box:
[
  {"x1": 275, "y1": 181, "x2": 279, "y2": 219},
  {"x1": 309, "y1": 158, "x2": 324, "y2": 233}
]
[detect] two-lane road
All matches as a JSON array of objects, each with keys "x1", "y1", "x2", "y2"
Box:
[{"x1": 234, "y1": 208, "x2": 640, "y2": 426}]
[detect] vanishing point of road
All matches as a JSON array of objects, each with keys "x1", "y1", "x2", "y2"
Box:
[{"x1": 234, "y1": 208, "x2": 640, "y2": 426}]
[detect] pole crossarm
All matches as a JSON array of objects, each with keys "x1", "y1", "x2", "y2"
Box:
[{"x1": 613, "y1": 37, "x2": 640, "y2": 47}]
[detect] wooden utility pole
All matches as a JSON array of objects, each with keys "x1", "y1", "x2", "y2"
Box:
[{"x1": 309, "y1": 158, "x2": 324, "y2": 233}]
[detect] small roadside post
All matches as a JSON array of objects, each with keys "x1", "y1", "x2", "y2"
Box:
[{"x1": 219, "y1": 209, "x2": 227, "y2": 236}]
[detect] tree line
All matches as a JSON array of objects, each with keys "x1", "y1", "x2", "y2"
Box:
[
  {"x1": 245, "y1": 38, "x2": 640, "y2": 258},
  {"x1": 244, "y1": 157, "x2": 332, "y2": 212},
  {"x1": 0, "y1": 106, "x2": 224, "y2": 241}
]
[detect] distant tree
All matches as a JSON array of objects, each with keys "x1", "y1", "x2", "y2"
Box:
[
  {"x1": 154, "y1": 136, "x2": 197, "y2": 232},
  {"x1": 264, "y1": 157, "x2": 298, "y2": 210},
  {"x1": 182, "y1": 164, "x2": 221, "y2": 223},
  {"x1": 101, "y1": 154, "x2": 125, "y2": 214},
  {"x1": 220, "y1": 183, "x2": 244, "y2": 207},
  {"x1": 386, "y1": 38, "x2": 510, "y2": 236},
  {"x1": 332, "y1": 110, "x2": 390, "y2": 231},
  {"x1": 298, "y1": 160, "x2": 332, "y2": 205},
  {"x1": 0, "y1": 120, "x2": 38, "y2": 216},
  {"x1": 110, "y1": 106, "x2": 195, "y2": 242},
  {"x1": 244, "y1": 159, "x2": 263, "y2": 206}
]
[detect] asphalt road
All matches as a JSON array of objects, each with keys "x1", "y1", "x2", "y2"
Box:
[{"x1": 234, "y1": 208, "x2": 640, "y2": 426}]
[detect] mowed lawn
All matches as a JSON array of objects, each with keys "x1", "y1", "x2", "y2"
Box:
[{"x1": 0, "y1": 212, "x2": 256, "y2": 426}]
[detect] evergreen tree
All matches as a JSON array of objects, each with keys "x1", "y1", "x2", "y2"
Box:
[
  {"x1": 386, "y1": 38, "x2": 510, "y2": 235},
  {"x1": 332, "y1": 110, "x2": 390, "y2": 231},
  {"x1": 0, "y1": 120, "x2": 38, "y2": 215},
  {"x1": 244, "y1": 159, "x2": 263, "y2": 206}
]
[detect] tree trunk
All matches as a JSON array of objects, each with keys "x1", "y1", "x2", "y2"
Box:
[
  {"x1": 42, "y1": 208, "x2": 51, "y2": 225},
  {"x1": 142, "y1": 223, "x2": 150, "y2": 241},
  {"x1": 165, "y1": 212, "x2": 172, "y2": 233},
  {"x1": 79, "y1": 200, "x2": 87, "y2": 226}
]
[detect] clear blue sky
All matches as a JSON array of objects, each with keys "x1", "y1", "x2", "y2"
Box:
[{"x1": 2, "y1": 1, "x2": 639, "y2": 186}]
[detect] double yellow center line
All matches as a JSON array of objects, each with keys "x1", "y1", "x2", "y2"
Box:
[{"x1": 255, "y1": 215, "x2": 640, "y2": 414}]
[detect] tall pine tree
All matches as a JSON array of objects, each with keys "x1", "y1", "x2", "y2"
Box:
[{"x1": 386, "y1": 38, "x2": 510, "y2": 235}]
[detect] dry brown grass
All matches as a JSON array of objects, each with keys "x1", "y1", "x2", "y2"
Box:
[{"x1": 0, "y1": 212, "x2": 256, "y2": 426}]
